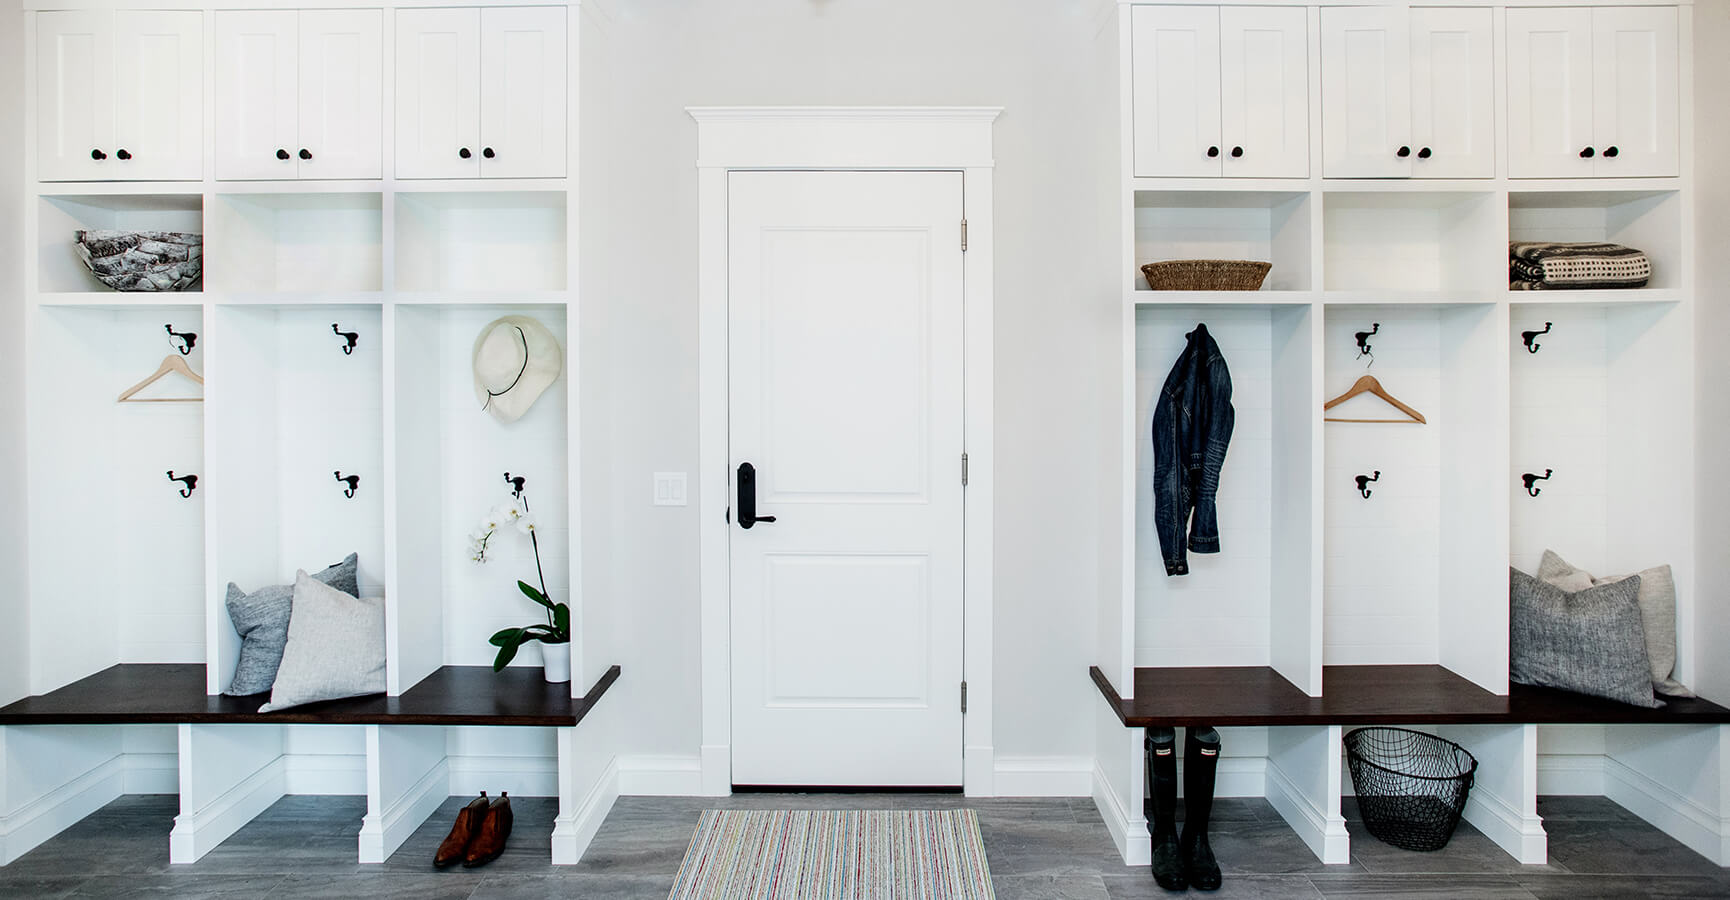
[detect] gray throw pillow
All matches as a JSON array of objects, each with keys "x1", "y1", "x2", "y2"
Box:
[
  {"x1": 1510, "y1": 567, "x2": 1661, "y2": 708},
  {"x1": 224, "y1": 553, "x2": 359, "y2": 696},
  {"x1": 258, "y1": 570, "x2": 386, "y2": 713},
  {"x1": 1537, "y1": 550, "x2": 1693, "y2": 698}
]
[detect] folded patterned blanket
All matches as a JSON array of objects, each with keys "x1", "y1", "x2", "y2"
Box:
[{"x1": 1510, "y1": 241, "x2": 1650, "y2": 289}]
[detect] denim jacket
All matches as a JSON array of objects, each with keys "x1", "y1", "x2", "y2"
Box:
[{"x1": 1151, "y1": 323, "x2": 1234, "y2": 576}]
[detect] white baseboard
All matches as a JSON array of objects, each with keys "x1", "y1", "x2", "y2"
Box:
[
  {"x1": 1181, "y1": 757, "x2": 1267, "y2": 799},
  {"x1": 965, "y1": 745, "x2": 995, "y2": 797},
  {"x1": 699, "y1": 744, "x2": 730, "y2": 796},
  {"x1": 552, "y1": 755, "x2": 619, "y2": 866},
  {"x1": 1092, "y1": 760, "x2": 1149, "y2": 867},
  {"x1": 1536, "y1": 755, "x2": 1605, "y2": 796},
  {"x1": 1603, "y1": 756, "x2": 1729, "y2": 866},
  {"x1": 1462, "y1": 779, "x2": 1548, "y2": 864},
  {"x1": 449, "y1": 755, "x2": 560, "y2": 797},
  {"x1": 358, "y1": 759, "x2": 449, "y2": 865},
  {"x1": 993, "y1": 756, "x2": 1092, "y2": 797},
  {"x1": 284, "y1": 754, "x2": 367, "y2": 796},
  {"x1": 170, "y1": 757, "x2": 287, "y2": 865},
  {"x1": 1265, "y1": 756, "x2": 1349, "y2": 865},
  {"x1": 618, "y1": 755, "x2": 704, "y2": 796},
  {"x1": 0, "y1": 754, "x2": 125, "y2": 865},
  {"x1": 123, "y1": 752, "x2": 179, "y2": 795}
]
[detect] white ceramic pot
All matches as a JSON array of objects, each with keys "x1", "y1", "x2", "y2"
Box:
[{"x1": 541, "y1": 641, "x2": 572, "y2": 684}]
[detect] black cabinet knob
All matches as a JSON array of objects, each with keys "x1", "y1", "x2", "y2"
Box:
[
  {"x1": 1397, "y1": 145, "x2": 1411, "y2": 158},
  {"x1": 1417, "y1": 147, "x2": 1432, "y2": 159},
  {"x1": 1580, "y1": 147, "x2": 1595, "y2": 158},
  {"x1": 482, "y1": 147, "x2": 495, "y2": 159},
  {"x1": 116, "y1": 148, "x2": 131, "y2": 160},
  {"x1": 1207, "y1": 146, "x2": 1219, "y2": 158},
  {"x1": 459, "y1": 147, "x2": 472, "y2": 159},
  {"x1": 298, "y1": 148, "x2": 312, "y2": 160},
  {"x1": 91, "y1": 149, "x2": 106, "y2": 160},
  {"x1": 1604, "y1": 146, "x2": 1619, "y2": 158},
  {"x1": 1230, "y1": 146, "x2": 1243, "y2": 158},
  {"x1": 276, "y1": 148, "x2": 291, "y2": 160}
]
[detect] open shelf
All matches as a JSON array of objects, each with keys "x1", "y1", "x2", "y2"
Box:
[
  {"x1": 395, "y1": 192, "x2": 568, "y2": 292},
  {"x1": 205, "y1": 194, "x2": 384, "y2": 294},
  {"x1": 1133, "y1": 190, "x2": 1312, "y2": 294},
  {"x1": 38, "y1": 194, "x2": 203, "y2": 294},
  {"x1": 1509, "y1": 190, "x2": 1681, "y2": 293},
  {"x1": 1322, "y1": 191, "x2": 1500, "y2": 293}
]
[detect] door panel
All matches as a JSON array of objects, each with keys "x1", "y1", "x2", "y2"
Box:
[
  {"x1": 113, "y1": 11, "x2": 202, "y2": 181},
  {"x1": 215, "y1": 11, "x2": 298, "y2": 180},
  {"x1": 36, "y1": 11, "x2": 113, "y2": 182},
  {"x1": 1592, "y1": 6, "x2": 1678, "y2": 178},
  {"x1": 300, "y1": 10, "x2": 383, "y2": 180},
  {"x1": 729, "y1": 171, "x2": 964, "y2": 787},
  {"x1": 1321, "y1": 6, "x2": 1411, "y2": 178},
  {"x1": 479, "y1": 7, "x2": 567, "y2": 178},
  {"x1": 1220, "y1": 7, "x2": 1307, "y2": 178},
  {"x1": 1507, "y1": 8, "x2": 1594, "y2": 178},
  {"x1": 1131, "y1": 6, "x2": 1222, "y2": 177},
  {"x1": 1410, "y1": 8, "x2": 1494, "y2": 178},
  {"x1": 396, "y1": 8, "x2": 480, "y2": 179}
]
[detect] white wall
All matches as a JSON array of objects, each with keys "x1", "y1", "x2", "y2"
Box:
[
  {"x1": 1693, "y1": 1, "x2": 1730, "y2": 705},
  {"x1": 580, "y1": 0, "x2": 1115, "y2": 768},
  {"x1": 0, "y1": 4, "x2": 28, "y2": 706}
]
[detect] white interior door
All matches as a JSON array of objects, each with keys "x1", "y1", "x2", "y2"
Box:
[
  {"x1": 1219, "y1": 7, "x2": 1308, "y2": 178},
  {"x1": 395, "y1": 8, "x2": 481, "y2": 179},
  {"x1": 1321, "y1": 6, "x2": 1412, "y2": 178},
  {"x1": 1131, "y1": 6, "x2": 1222, "y2": 178},
  {"x1": 36, "y1": 11, "x2": 113, "y2": 182},
  {"x1": 1591, "y1": 6, "x2": 1678, "y2": 178},
  {"x1": 1409, "y1": 7, "x2": 1495, "y2": 179},
  {"x1": 298, "y1": 10, "x2": 383, "y2": 180},
  {"x1": 215, "y1": 11, "x2": 298, "y2": 180},
  {"x1": 112, "y1": 11, "x2": 202, "y2": 181},
  {"x1": 1507, "y1": 8, "x2": 1595, "y2": 178},
  {"x1": 728, "y1": 171, "x2": 965, "y2": 787},
  {"x1": 479, "y1": 6, "x2": 567, "y2": 179}
]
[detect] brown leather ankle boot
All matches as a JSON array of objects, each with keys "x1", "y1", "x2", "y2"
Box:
[
  {"x1": 462, "y1": 793, "x2": 514, "y2": 868},
  {"x1": 434, "y1": 793, "x2": 489, "y2": 868}
]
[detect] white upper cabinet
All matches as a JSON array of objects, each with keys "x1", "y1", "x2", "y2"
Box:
[
  {"x1": 216, "y1": 11, "x2": 382, "y2": 181},
  {"x1": 38, "y1": 11, "x2": 202, "y2": 182},
  {"x1": 1507, "y1": 6, "x2": 1677, "y2": 178},
  {"x1": 397, "y1": 7, "x2": 567, "y2": 180},
  {"x1": 1322, "y1": 7, "x2": 1492, "y2": 179},
  {"x1": 1131, "y1": 6, "x2": 1307, "y2": 178}
]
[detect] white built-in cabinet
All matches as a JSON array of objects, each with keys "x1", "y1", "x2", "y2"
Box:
[
  {"x1": 395, "y1": 6, "x2": 568, "y2": 179},
  {"x1": 1130, "y1": 5, "x2": 1308, "y2": 178},
  {"x1": 1506, "y1": 6, "x2": 1679, "y2": 178},
  {"x1": 214, "y1": 10, "x2": 383, "y2": 181},
  {"x1": 1321, "y1": 6, "x2": 1494, "y2": 178},
  {"x1": 35, "y1": 10, "x2": 202, "y2": 182}
]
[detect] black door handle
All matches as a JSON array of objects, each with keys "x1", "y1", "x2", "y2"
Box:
[
  {"x1": 1417, "y1": 147, "x2": 1432, "y2": 159},
  {"x1": 737, "y1": 462, "x2": 775, "y2": 528},
  {"x1": 299, "y1": 148, "x2": 312, "y2": 160},
  {"x1": 1230, "y1": 146, "x2": 1243, "y2": 158},
  {"x1": 277, "y1": 148, "x2": 291, "y2": 160},
  {"x1": 1580, "y1": 147, "x2": 1595, "y2": 158},
  {"x1": 116, "y1": 148, "x2": 131, "y2": 160},
  {"x1": 1604, "y1": 146, "x2": 1619, "y2": 158},
  {"x1": 1397, "y1": 145, "x2": 1411, "y2": 158},
  {"x1": 91, "y1": 149, "x2": 106, "y2": 160},
  {"x1": 483, "y1": 147, "x2": 496, "y2": 159},
  {"x1": 1207, "y1": 146, "x2": 1219, "y2": 158},
  {"x1": 460, "y1": 147, "x2": 472, "y2": 159}
]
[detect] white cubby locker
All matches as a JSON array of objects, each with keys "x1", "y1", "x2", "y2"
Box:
[
  {"x1": 1508, "y1": 190, "x2": 1685, "y2": 297},
  {"x1": 394, "y1": 192, "x2": 568, "y2": 294},
  {"x1": 36, "y1": 194, "x2": 203, "y2": 296},
  {"x1": 1132, "y1": 191, "x2": 1313, "y2": 296},
  {"x1": 205, "y1": 193, "x2": 384, "y2": 295},
  {"x1": 1322, "y1": 192, "x2": 1501, "y2": 297}
]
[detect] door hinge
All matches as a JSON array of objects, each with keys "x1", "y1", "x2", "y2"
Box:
[
  {"x1": 961, "y1": 219, "x2": 969, "y2": 252},
  {"x1": 961, "y1": 453, "x2": 969, "y2": 486},
  {"x1": 961, "y1": 681, "x2": 968, "y2": 714}
]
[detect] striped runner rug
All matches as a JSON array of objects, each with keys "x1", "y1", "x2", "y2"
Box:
[{"x1": 669, "y1": 809, "x2": 995, "y2": 900}]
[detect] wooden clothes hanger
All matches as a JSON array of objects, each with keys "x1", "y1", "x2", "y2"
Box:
[
  {"x1": 1323, "y1": 375, "x2": 1426, "y2": 424},
  {"x1": 118, "y1": 354, "x2": 205, "y2": 403}
]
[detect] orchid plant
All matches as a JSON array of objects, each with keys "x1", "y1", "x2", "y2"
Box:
[{"x1": 469, "y1": 478, "x2": 570, "y2": 671}]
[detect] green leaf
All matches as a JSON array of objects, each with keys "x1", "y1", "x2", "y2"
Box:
[
  {"x1": 519, "y1": 580, "x2": 554, "y2": 610},
  {"x1": 492, "y1": 638, "x2": 522, "y2": 672},
  {"x1": 553, "y1": 603, "x2": 570, "y2": 641},
  {"x1": 489, "y1": 627, "x2": 526, "y2": 648}
]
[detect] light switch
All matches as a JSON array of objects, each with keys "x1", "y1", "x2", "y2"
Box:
[{"x1": 653, "y1": 472, "x2": 688, "y2": 507}]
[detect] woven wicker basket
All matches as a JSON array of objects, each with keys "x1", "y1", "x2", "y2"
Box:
[{"x1": 1141, "y1": 259, "x2": 1271, "y2": 292}]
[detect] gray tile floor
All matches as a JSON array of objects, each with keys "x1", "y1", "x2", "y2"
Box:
[{"x1": 0, "y1": 793, "x2": 1726, "y2": 898}]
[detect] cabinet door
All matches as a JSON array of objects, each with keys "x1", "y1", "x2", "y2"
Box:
[
  {"x1": 396, "y1": 8, "x2": 481, "y2": 179},
  {"x1": 1409, "y1": 8, "x2": 1494, "y2": 178},
  {"x1": 112, "y1": 11, "x2": 202, "y2": 181},
  {"x1": 215, "y1": 11, "x2": 299, "y2": 181},
  {"x1": 300, "y1": 10, "x2": 383, "y2": 180},
  {"x1": 1507, "y1": 8, "x2": 1594, "y2": 178},
  {"x1": 1321, "y1": 6, "x2": 1411, "y2": 178},
  {"x1": 36, "y1": 11, "x2": 114, "y2": 182},
  {"x1": 1131, "y1": 6, "x2": 1222, "y2": 178},
  {"x1": 478, "y1": 7, "x2": 567, "y2": 178},
  {"x1": 1219, "y1": 7, "x2": 1308, "y2": 178},
  {"x1": 1592, "y1": 6, "x2": 1678, "y2": 178}
]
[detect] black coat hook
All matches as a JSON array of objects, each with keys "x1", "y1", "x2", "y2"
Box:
[
  {"x1": 1522, "y1": 322, "x2": 1552, "y2": 354},
  {"x1": 503, "y1": 472, "x2": 527, "y2": 499},
  {"x1": 167, "y1": 470, "x2": 198, "y2": 498},
  {"x1": 1355, "y1": 471, "x2": 1380, "y2": 499},
  {"x1": 332, "y1": 324, "x2": 359, "y2": 355},
  {"x1": 334, "y1": 471, "x2": 360, "y2": 499},
  {"x1": 1522, "y1": 469, "x2": 1553, "y2": 497},
  {"x1": 164, "y1": 324, "x2": 197, "y2": 356},
  {"x1": 1355, "y1": 323, "x2": 1380, "y2": 364}
]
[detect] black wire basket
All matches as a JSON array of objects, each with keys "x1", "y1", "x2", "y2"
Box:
[{"x1": 1344, "y1": 727, "x2": 1478, "y2": 852}]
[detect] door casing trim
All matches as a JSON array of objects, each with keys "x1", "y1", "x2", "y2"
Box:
[{"x1": 690, "y1": 107, "x2": 1000, "y2": 796}]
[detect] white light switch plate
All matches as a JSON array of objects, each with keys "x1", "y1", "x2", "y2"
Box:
[{"x1": 653, "y1": 472, "x2": 688, "y2": 506}]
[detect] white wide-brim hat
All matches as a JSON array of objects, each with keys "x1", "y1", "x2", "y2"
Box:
[{"x1": 472, "y1": 315, "x2": 562, "y2": 424}]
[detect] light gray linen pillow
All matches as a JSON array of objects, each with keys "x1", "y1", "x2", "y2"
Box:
[
  {"x1": 224, "y1": 553, "x2": 359, "y2": 696},
  {"x1": 1510, "y1": 567, "x2": 1661, "y2": 708},
  {"x1": 1538, "y1": 550, "x2": 1693, "y2": 698},
  {"x1": 258, "y1": 570, "x2": 386, "y2": 713}
]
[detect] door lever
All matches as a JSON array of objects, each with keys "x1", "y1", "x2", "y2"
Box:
[{"x1": 737, "y1": 462, "x2": 775, "y2": 528}]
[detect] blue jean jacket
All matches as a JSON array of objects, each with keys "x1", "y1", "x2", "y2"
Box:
[{"x1": 1151, "y1": 324, "x2": 1234, "y2": 576}]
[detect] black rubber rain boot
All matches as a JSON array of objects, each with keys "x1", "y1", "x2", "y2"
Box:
[
  {"x1": 1181, "y1": 727, "x2": 1223, "y2": 891},
  {"x1": 1145, "y1": 728, "x2": 1186, "y2": 891}
]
